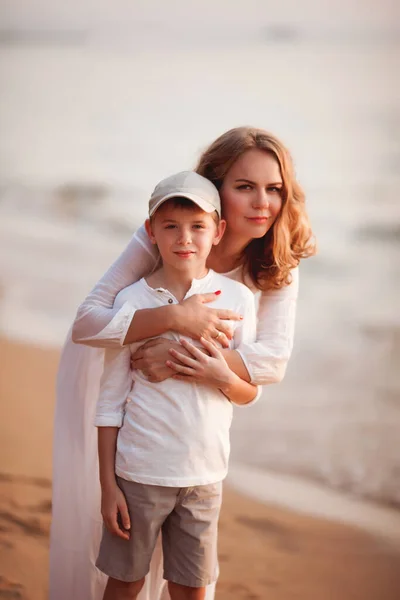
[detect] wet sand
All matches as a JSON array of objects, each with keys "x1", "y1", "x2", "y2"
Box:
[{"x1": 1, "y1": 337, "x2": 400, "y2": 600}]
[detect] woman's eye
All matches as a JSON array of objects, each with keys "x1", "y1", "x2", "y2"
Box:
[
  {"x1": 268, "y1": 187, "x2": 282, "y2": 194},
  {"x1": 237, "y1": 184, "x2": 252, "y2": 190}
]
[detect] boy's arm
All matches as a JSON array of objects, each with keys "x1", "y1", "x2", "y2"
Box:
[
  {"x1": 97, "y1": 427, "x2": 131, "y2": 540},
  {"x1": 95, "y1": 345, "x2": 132, "y2": 539},
  {"x1": 95, "y1": 345, "x2": 132, "y2": 427},
  {"x1": 97, "y1": 426, "x2": 119, "y2": 490}
]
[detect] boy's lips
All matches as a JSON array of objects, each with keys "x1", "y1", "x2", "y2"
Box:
[{"x1": 174, "y1": 251, "x2": 196, "y2": 258}]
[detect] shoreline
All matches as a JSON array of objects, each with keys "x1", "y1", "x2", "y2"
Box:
[{"x1": 227, "y1": 464, "x2": 400, "y2": 547}]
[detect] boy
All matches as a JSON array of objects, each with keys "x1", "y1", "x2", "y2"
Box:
[{"x1": 95, "y1": 171, "x2": 260, "y2": 600}]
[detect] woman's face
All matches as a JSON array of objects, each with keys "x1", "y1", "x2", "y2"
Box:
[{"x1": 220, "y1": 148, "x2": 283, "y2": 243}]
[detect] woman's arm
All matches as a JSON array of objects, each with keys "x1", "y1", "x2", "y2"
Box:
[
  {"x1": 130, "y1": 268, "x2": 299, "y2": 386},
  {"x1": 71, "y1": 224, "x2": 159, "y2": 348},
  {"x1": 235, "y1": 267, "x2": 299, "y2": 385},
  {"x1": 125, "y1": 293, "x2": 242, "y2": 348},
  {"x1": 219, "y1": 349, "x2": 252, "y2": 382},
  {"x1": 223, "y1": 283, "x2": 261, "y2": 403},
  {"x1": 167, "y1": 285, "x2": 261, "y2": 406},
  {"x1": 71, "y1": 223, "x2": 241, "y2": 349}
]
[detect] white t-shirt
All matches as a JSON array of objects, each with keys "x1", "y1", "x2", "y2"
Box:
[
  {"x1": 72, "y1": 224, "x2": 299, "y2": 386},
  {"x1": 94, "y1": 269, "x2": 260, "y2": 487}
]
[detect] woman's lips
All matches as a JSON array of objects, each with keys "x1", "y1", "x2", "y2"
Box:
[{"x1": 246, "y1": 216, "x2": 269, "y2": 224}]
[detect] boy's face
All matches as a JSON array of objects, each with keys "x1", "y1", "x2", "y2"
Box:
[{"x1": 145, "y1": 201, "x2": 225, "y2": 273}]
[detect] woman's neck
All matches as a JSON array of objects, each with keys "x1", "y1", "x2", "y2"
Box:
[{"x1": 208, "y1": 232, "x2": 251, "y2": 274}]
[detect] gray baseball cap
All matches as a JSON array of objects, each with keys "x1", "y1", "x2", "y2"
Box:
[{"x1": 148, "y1": 171, "x2": 221, "y2": 218}]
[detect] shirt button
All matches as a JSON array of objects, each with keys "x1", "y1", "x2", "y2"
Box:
[{"x1": 168, "y1": 298, "x2": 173, "y2": 304}]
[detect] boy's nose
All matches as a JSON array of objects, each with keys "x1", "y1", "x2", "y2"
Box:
[{"x1": 177, "y1": 229, "x2": 192, "y2": 244}]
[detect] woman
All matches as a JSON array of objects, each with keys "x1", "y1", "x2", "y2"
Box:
[{"x1": 49, "y1": 127, "x2": 315, "y2": 600}]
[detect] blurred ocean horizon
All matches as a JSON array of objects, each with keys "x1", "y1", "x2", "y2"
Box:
[{"x1": 0, "y1": 1, "x2": 399, "y2": 505}]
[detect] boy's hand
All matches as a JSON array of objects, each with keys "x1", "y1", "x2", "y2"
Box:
[{"x1": 101, "y1": 483, "x2": 131, "y2": 540}]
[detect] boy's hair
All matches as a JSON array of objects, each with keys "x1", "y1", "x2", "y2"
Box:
[{"x1": 150, "y1": 196, "x2": 220, "y2": 225}]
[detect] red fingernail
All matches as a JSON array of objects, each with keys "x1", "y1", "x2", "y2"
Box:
[
  {"x1": 240, "y1": 316, "x2": 244, "y2": 320},
  {"x1": 215, "y1": 290, "x2": 221, "y2": 296}
]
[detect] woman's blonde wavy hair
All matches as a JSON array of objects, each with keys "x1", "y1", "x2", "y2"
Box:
[{"x1": 195, "y1": 126, "x2": 316, "y2": 290}]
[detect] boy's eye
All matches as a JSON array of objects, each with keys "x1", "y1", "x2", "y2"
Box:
[
  {"x1": 193, "y1": 224, "x2": 205, "y2": 229},
  {"x1": 164, "y1": 224, "x2": 177, "y2": 229}
]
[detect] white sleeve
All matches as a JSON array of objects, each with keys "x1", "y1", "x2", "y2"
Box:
[
  {"x1": 94, "y1": 345, "x2": 132, "y2": 427},
  {"x1": 236, "y1": 267, "x2": 299, "y2": 386},
  {"x1": 232, "y1": 287, "x2": 261, "y2": 407},
  {"x1": 71, "y1": 224, "x2": 159, "y2": 348}
]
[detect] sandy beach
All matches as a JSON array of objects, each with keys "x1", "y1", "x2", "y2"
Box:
[{"x1": 1, "y1": 337, "x2": 400, "y2": 600}]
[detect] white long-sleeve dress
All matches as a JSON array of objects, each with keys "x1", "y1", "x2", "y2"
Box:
[{"x1": 49, "y1": 225, "x2": 299, "y2": 600}]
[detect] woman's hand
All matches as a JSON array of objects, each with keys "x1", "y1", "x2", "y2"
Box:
[
  {"x1": 131, "y1": 338, "x2": 195, "y2": 383},
  {"x1": 166, "y1": 337, "x2": 235, "y2": 391},
  {"x1": 171, "y1": 293, "x2": 242, "y2": 348},
  {"x1": 101, "y1": 482, "x2": 131, "y2": 541}
]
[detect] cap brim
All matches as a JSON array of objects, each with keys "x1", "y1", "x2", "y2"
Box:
[{"x1": 149, "y1": 192, "x2": 218, "y2": 217}]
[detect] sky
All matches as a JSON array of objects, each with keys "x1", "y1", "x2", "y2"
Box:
[{"x1": 1, "y1": 0, "x2": 399, "y2": 33}]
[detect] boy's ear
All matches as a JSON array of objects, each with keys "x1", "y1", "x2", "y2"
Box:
[
  {"x1": 145, "y1": 219, "x2": 157, "y2": 244},
  {"x1": 213, "y1": 219, "x2": 226, "y2": 246}
]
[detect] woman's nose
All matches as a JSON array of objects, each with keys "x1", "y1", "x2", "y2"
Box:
[{"x1": 252, "y1": 191, "x2": 270, "y2": 209}]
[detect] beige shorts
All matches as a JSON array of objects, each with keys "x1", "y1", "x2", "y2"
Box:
[{"x1": 96, "y1": 476, "x2": 223, "y2": 588}]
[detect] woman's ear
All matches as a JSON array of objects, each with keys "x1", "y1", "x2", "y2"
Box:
[
  {"x1": 145, "y1": 219, "x2": 157, "y2": 244},
  {"x1": 213, "y1": 219, "x2": 226, "y2": 246}
]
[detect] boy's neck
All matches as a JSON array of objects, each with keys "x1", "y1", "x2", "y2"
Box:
[{"x1": 147, "y1": 264, "x2": 209, "y2": 302}]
